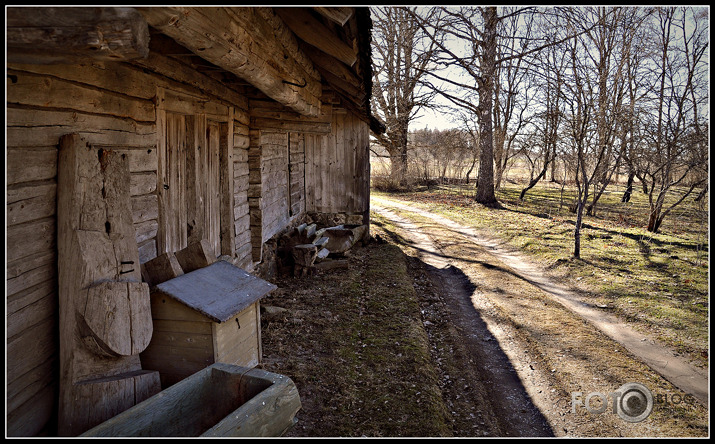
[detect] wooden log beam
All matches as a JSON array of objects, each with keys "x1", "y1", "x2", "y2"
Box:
[
  {"x1": 314, "y1": 7, "x2": 354, "y2": 27},
  {"x1": 275, "y1": 7, "x2": 357, "y2": 67},
  {"x1": 138, "y1": 7, "x2": 321, "y2": 117},
  {"x1": 6, "y1": 7, "x2": 150, "y2": 64},
  {"x1": 300, "y1": 43, "x2": 364, "y2": 101}
]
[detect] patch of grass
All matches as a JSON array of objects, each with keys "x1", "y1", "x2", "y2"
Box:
[
  {"x1": 260, "y1": 240, "x2": 451, "y2": 437},
  {"x1": 374, "y1": 201, "x2": 709, "y2": 437},
  {"x1": 372, "y1": 181, "x2": 709, "y2": 369}
]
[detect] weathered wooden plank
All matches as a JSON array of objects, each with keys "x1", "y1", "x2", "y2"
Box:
[
  {"x1": 119, "y1": 148, "x2": 158, "y2": 173},
  {"x1": 6, "y1": 250, "x2": 56, "y2": 295},
  {"x1": 175, "y1": 239, "x2": 217, "y2": 274},
  {"x1": 157, "y1": 111, "x2": 188, "y2": 254},
  {"x1": 276, "y1": 7, "x2": 357, "y2": 66},
  {"x1": 7, "y1": 69, "x2": 155, "y2": 122},
  {"x1": 130, "y1": 172, "x2": 157, "y2": 196},
  {"x1": 152, "y1": 319, "x2": 213, "y2": 335},
  {"x1": 6, "y1": 181, "x2": 55, "y2": 205},
  {"x1": 6, "y1": 148, "x2": 57, "y2": 185},
  {"x1": 7, "y1": 125, "x2": 154, "y2": 148},
  {"x1": 314, "y1": 6, "x2": 354, "y2": 26},
  {"x1": 8, "y1": 61, "x2": 157, "y2": 99},
  {"x1": 6, "y1": 291, "x2": 56, "y2": 340},
  {"x1": 6, "y1": 218, "x2": 55, "y2": 264},
  {"x1": 141, "y1": 252, "x2": 184, "y2": 287},
  {"x1": 207, "y1": 120, "x2": 222, "y2": 256},
  {"x1": 251, "y1": 117, "x2": 332, "y2": 135},
  {"x1": 233, "y1": 201, "x2": 250, "y2": 221},
  {"x1": 6, "y1": 7, "x2": 150, "y2": 64},
  {"x1": 220, "y1": 117, "x2": 236, "y2": 257},
  {"x1": 6, "y1": 185, "x2": 56, "y2": 226},
  {"x1": 137, "y1": 239, "x2": 158, "y2": 264},
  {"x1": 335, "y1": 112, "x2": 346, "y2": 211},
  {"x1": 149, "y1": 292, "x2": 207, "y2": 322},
  {"x1": 6, "y1": 317, "x2": 57, "y2": 385},
  {"x1": 6, "y1": 382, "x2": 56, "y2": 437},
  {"x1": 7, "y1": 277, "x2": 55, "y2": 315},
  {"x1": 6, "y1": 355, "x2": 56, "y2": 416},
  {"x1": 138, "y1": 7, "x2": 320, "y2": 117},
  {"x1": 131, "y1": 194, "x2": 159, "y2": 224},
  {"x1": 134, "y1": 219, "x2": 158, "y2": 245},
  {"x1": 234, "y1": 214, "x2": 250, "y2": 238},
  {"x1": 7, "y1": 105, "x2": 156, "y2": 136}
]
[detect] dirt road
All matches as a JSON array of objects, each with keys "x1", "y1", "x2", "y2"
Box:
[{"x1": 371, "y1": 195, "x2": 709, "y2": 437}]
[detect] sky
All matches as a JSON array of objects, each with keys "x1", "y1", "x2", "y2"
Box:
[{"x1": 412, "y1": 106, "x2": 459, "y2": 131}]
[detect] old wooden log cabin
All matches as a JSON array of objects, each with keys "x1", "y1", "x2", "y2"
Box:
[{"x1": 6, "y1": 7, "x2": 384, "y2": 436}]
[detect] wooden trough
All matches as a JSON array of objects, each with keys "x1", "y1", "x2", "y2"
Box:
[{"x1": 81, "y1": 363, "x2": 301, "y2": 437}]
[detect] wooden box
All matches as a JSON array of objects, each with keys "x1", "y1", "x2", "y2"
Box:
[
  {"x1": 81, "y1": 363, "x2": 301, "y2": 437},
  {"x1": 140, "y1": 261, "x2": 276, "y2": 388}
]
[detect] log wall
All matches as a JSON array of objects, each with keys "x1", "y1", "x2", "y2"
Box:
[
  {"x1": 5, "y1": 56, "x2": 254, "y2": 436},
  {"x1": 6, "y1": 36, "x2": 370, "y2": 439}
]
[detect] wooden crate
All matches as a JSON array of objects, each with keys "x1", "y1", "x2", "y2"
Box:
[{"x1": 140, "y1": 261, "x2": 276, "y2": 388}]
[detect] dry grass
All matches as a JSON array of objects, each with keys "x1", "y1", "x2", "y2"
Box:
[
  {"x1": 376, "y1": 202, "x2": 709, "y2": 437},
  {"x1": 372, "y1": 181, "x2": 709, "y2": 370}
]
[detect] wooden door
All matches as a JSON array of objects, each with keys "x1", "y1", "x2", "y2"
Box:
[{"x1": 159, "y1": 113, "x2": 221, "y2": 257}]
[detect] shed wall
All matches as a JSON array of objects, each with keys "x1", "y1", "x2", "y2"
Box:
[
  {"x1": 6, "y1": 39, "x2": 371, "y2": 438},
  {"x1": 5, "y1": 58, "x2": 253, "y2": 436}
]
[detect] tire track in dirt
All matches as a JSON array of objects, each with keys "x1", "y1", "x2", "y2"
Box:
[
  {"x1": 372, "y1": 196, "x2": 708, "y2": 408},
  {"x1": 372, "y1": 196, "x2": 709, "y2": 437},
  {"x1": 372, "y1": 202, "x2": 555, "y2": 436}
]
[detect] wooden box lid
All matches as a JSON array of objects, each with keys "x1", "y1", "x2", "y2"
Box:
[{"x1": 154, "y1": 261, "x2": 277, "y2": 323}]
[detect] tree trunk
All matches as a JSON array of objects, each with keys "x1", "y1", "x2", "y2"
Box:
[
  {"x1": 573, "y1": 199, "x2": 585, "y2": 258},
  {"x1": 389, "y1": 148, "x2": 408, "y2": 187},
  {"x1": 474, "y1": 7, "x2": 498, "y2": 207},
  {"x1": 647, "y1": 207, "x2": 663, "y2": 233},
  {"x1": 694, "y1": 184, "x2": 708, "y2": 202},
  {"x1": 621, "y1": 172, "x2": 635, "y2": 203}
]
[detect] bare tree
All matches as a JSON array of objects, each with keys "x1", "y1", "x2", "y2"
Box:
[
  {"x1": 493, "y1": 7, "x2": 536, "y2": 191},
  {"x1": 519, "y1": 30, "x2": 567, "y2": 200},
  {"x1": 370, "y1": 7, "x2": 439, "y2": 188},
  {"x1": 633, "y1": 7, "x2": 709, "y2": 233},
  {"x1": 410, "y1": 7, "x2": 598, "y2": 207}
]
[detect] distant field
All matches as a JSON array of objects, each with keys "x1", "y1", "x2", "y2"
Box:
[{"x1": 371, "y1": 179, "x2": 709, "y2": 369}]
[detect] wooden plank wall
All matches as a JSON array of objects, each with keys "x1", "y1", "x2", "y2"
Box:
[
  {"x1": 5, "y1": 56, "x2": 253, "y2": 435},
  {"x1": 233, "y1": 121, "x2": 252, "y2": 269},
  {"x1": 305, "y1": 110, "x2": 370, "y2": 217},
  {"x1": 288, "y1": 132, "x2": 306, "y2": 217}
]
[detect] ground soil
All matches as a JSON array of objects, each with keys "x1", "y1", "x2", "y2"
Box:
[{"x1": 257, "y1": 197, "x2": 709, "y2": 438}]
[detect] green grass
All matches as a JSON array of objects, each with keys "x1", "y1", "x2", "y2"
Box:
[
  {"x1": 371, "y1": 180, "x2": 709, "y2": 369},
  {"x1": 261, "y1": 239, "x2": 452, "y2": 437}
]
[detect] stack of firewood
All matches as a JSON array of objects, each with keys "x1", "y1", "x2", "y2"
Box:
[{"x1": 278, "y1": 223, "x2": 368, "y2": 276}]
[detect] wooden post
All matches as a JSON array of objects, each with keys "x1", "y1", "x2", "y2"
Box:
[{"x1": 57, "y1": 134, "x2": 160, "y2": 436}]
